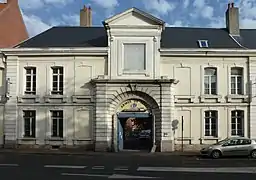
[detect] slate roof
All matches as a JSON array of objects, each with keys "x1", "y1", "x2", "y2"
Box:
[{"x1": 16, "y1": 26, "x2": 256, "y2": 49}]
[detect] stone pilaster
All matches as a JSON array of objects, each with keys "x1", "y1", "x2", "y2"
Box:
[{"x1": 4, "y1": 56, "x2": 19, "y2": 147}]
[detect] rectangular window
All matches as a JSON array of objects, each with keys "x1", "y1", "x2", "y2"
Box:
[
  {"x1": 51, "y1": 110, "x2": 63, "y2": 138},
  {"x1": 23, "y1": 110, "x2": 36, "y2": 138},
  {"x1": 231, "y1": 110, "x2": 244, "y2": 136},
  {"x1": 204, "y1": 67, "x2": 217, "y2": 95},
  {"x1": 204, "y1": 110, "x2": 218, "y2": 137},
  {"x1": 51, "y1": 67, "x2": 63, "y2": 95},
  {"x1": 25, "y1": 67, "x2": 36, "y2": 95},
  {"x1": 231, "y1": 67, "x2": 243, "y2": 95},
  {"x1": 123, "y1": 43, "x2": 146, "y2": 71}
]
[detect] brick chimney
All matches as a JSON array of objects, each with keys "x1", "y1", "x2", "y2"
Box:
[
  {"x1": 225, "y1": 2, "x2": 239, "y2": 36},
  {"x1": 80, "y1": 5, "x2": 92, "y2": 27}
]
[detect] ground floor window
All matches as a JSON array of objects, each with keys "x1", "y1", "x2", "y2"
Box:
[
  {"x1": 51, "y1": 110, "x2": 63, "y2": 138},
  {"x1": 204, "y1": 110, "x2": 218, "y2": 137},
  {"x1": 231, "y1": 110, "x2": 244, "y2": 136},
  {"x1": 23, "y1": 110, "x2": 36, "y2": 138}
]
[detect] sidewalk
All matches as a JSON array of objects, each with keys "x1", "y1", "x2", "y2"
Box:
[{"x1": 0, "y1": 148, "x2": 199, "y2": 157}]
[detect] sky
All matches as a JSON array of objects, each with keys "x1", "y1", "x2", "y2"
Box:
[{"x1": 14, "y1": 0, "x2": 256, "y2": 37}]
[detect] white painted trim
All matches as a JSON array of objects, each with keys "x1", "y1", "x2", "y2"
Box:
[
  {"x1": 1, "y1": 48, "x2": 108, "y2": 56},
  {"x1": 227, "y1": 65, "x2": 246, "y2": 95},
  {"x1": 200, "y1": 108, "x2": 220, "y2": 139},
  {"x1": 227, "y1": 107, "x2": 248, "y2": 137},
  {"x1": 200, "y1": 65, "x2": 220, "y2": 95}
]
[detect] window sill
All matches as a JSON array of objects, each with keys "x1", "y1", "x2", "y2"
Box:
[
  {"x1": 122, "y1": 70, "x2": 149, "y2": 76},
  {"x1": 44, "y1": 95, "x2": 68, "y2": 103},
  {"x1": 46, "y1": 137, "x2": 65, "y2": 141},
  {"x1": 226, "y1": 95, "x2": 248, "y2": 103},
  {"x1": 72, "y1": 95, "x2": 93, "y2": 103},
  {"x1": 174, "y1": 95, "x2": 195, "y2": 103},
  {"x1": 17, "y1": 95, "x2": 40, "y2": 103},
  {"x1": 18, "y1": 137, "x2": 36, "y2": 141},
  {"x1": 175, "y1": 137, "x2": 193, "y2": 141},
  {"x1": 200, "y1": 137, "x2": 220, "y2": 140},
  {"x1": 199, "y1": 95, "x2": 222, "y2": 103}
]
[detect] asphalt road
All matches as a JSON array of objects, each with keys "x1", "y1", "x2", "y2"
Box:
[{"x1": 1, "y1": 152, "x2": 256, "y2": 179}]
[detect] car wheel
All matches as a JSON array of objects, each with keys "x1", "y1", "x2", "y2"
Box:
[
  {"x1": 251, "y1": 150, "x2": 256, "y2": 159},
  {"x1": 211, "y1": 150, "x2": 221, "y2": 159}
]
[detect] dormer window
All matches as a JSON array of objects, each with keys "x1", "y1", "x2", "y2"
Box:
[{"x1": 198, "y1": 40, "x2": 209, "y2": 48}]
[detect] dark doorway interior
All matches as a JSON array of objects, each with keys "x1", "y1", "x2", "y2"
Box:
[{"x1": 119, "y1": 116, "x2": 153, "y2": 151}]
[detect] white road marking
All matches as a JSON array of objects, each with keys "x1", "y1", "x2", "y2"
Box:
[
  {"x1": 61, "y1": 173, "x2": 160, "y2": 179},
  {"x1": 92, "y1": 166, "x2": 105, "y2": 169},
  {"x1": 137, "y1": 167, "x2": 256, "y2": 174},
  {"x1": 0, "y1": 164, "x2": 19, "y2": 167},
  {"x1": 196, "y1": 158, "x2": 255, "y2": 161},
  {"x1": 109, "y1": 174, "x2": 160, "y2": 179},
  {"x1": 44, "y1": 165, "x2": 86, "y2": 169},
  {"x1": 114, "y1": 166, "x2": 129, "y2": 171},
  {"x1": 61, "y1": 173, "x2": 109, "y2": 177}
]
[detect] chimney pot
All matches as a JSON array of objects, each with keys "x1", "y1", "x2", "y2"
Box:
[
  {"x1": 80, "y1": 5, "x2": 92, "y2": 27},
  {"x1": 225, "y1": 2, "x2": 239, "y2": 36}
]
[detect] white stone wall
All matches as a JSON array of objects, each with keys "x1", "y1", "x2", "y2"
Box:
[
  {"x1": 161, "y1": 56, "x2": 250, "y2": 149},
  {"x1": 4, "y1": 55, "x2": 106, "y2": 147}
]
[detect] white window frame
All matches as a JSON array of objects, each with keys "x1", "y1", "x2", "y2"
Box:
[
  {"x1": 51, "y1": 110, "x2": 63, "y2": 138},
  {"x1": 231, "y1": 110, "x2": 244, "y2": 137},
  {"x1": 204, "y1": 110, "x2": 218, "y2": 137},
  {"x1": 25, "y1": 67, "x2": 36, "y2": 95},
  {"x1": 117, "y1": 38, "x2": 152, "y2": 77},
  {"x1": 23, "y1": 110, "x2": 36, "y2": 138},
  {"x1": 204, "y1": 67, "x2": 217, "y2": 95},
  {"x1": 198, "y1": 40, "x2": 209, "y2": 48},
  {"x1": 51, "y1": 66, "x2": 64, "y2": 95},
  {"x1": 230, "y1": 67, "x2": 243, "y2": 95}
]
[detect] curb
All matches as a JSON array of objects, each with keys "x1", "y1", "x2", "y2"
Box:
[{"x1": 0, "y1": 149, "x2": 200, "y2": 157}]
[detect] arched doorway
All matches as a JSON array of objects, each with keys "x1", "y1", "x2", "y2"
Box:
[{"x1": 116, "y1": 99, "x2": 154, "y2": 151}]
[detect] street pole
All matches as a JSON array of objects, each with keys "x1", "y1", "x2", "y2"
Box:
[{"x1": 181, "y1": 116, "x2": 184, "y2": 152}]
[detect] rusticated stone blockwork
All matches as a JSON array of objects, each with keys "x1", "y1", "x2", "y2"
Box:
[{"x1": 90, "y1": 79, "x2": 178, "y2": 152}]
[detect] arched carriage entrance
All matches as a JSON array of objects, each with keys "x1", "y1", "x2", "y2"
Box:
[{"x1": 116, "y1": 99, "x2": 154, "y2": 151}]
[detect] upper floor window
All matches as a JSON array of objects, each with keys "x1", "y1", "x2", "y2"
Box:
[
  {"x1": 204, "y1": 110, "x2": 218, "y2": 137},
  {"x1": 231, "y1": 67, "x2": 243, "y2": 95},
  {"x1": 51, "y1": 67, "x2": 63, "y2": 95},
  {"x1": 231, "y1": 110, "x2": 244, "y2": 137},
  {"x1": 204, "y1": 67, "x2": 217, "y2": 95},
  {"x1": 123, "y1": 43, "x2": 146, "y2": 72},
  {"x1": 25, "y1": 67, "x2": 36, "y2": 95},
  {"x1": 23, "y1": 110, "x2": 36, "y2": 138},
  {"x1": 51, "y1": 110, "x2": 63, "y2": 138}
]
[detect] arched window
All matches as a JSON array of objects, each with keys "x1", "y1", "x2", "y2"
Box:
[
  {"x1": 231, "y1": 67, "x2": 243, "y2": 95},
  {"x1": 231, "y1": 110, "x2": 244, "y2": 136},
  {"x1": 204, "y1": 67, "x2": 217, "y2": 95}
]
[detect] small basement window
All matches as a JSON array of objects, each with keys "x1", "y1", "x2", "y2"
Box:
[{"x1": 198, "y1": 40, "x2": 209, "y2": 48}]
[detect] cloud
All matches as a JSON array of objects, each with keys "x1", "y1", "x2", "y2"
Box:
[
  {"x1": 22, "y1": 13, "x2": 51, "y2": 37},
  {"x1": 183, "y1": 0, "x2": 189, "y2": 8},
  {"x1": 192, "y1": 0, "x2": 214, "y2": 19},
  {"x1": 18, "y1": 0, "x2": 74, "y2": 10},
  {"x1": 90, "y1": 0, "x2": 119, "y2": 9},
  {"x1": 143, "y1": 0, "x2": 175, "y2": 16}
]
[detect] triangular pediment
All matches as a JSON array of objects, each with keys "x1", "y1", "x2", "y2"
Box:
[{"x1": 103, "y1": 7, "x2": 165, "y2": 27}]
